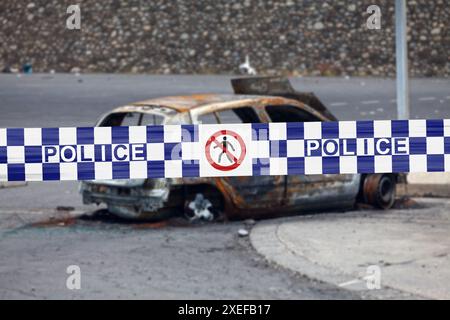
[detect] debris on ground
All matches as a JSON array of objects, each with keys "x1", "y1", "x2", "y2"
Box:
[
  {"x1": 393, "y1": 197, "x2": 422, "y2": 210},
  {"x1": 22, "y1": 63, "x2": 33, "y2": 74},
  {"x1": 355, "y1": 196, "x2": 423, "y2": 211},
  {"x1": 238, "y1": 229, "x2": 249, "y2": 237},
  {"x1": 29, "y1": 209, "x2": 193, "y2": 230},
  {"x1": 32, "y1": 216, "x2": 77, "y2": 228},
  {"x1": 56, "y1": 206, "x2": 75, "y2": 212},
  {"x1": 2, "y1": 66, "x2": 19, "y2": 73},
  {"x1": 132, "y1": 221, "x2": 168, "y2": 229}
]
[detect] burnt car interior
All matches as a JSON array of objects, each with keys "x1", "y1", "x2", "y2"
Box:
[
  {"x1": 226, "y1": 107, "x2": 261, "y2": 123},
  {"x1": 265, "y1": 105, "x2": 320, "y2": 122}
]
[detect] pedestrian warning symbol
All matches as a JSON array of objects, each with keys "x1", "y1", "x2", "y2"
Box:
[{"x1": 205, "y1": 130, "x2": 246, "y2": 171}]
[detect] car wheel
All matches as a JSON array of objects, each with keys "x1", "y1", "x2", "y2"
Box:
[
  {"x1": 184, "y1": 193, "x2": 219, "y2": 221},
  {"x1": 363, "y1": 174, "x2": 396, "y2": 209}
]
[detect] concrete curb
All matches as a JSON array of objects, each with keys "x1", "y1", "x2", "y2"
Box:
[
  {"x1": 399, "y1": 184, "x2": 450, "y2": 198},
  {"x1": 250, "y1": 218, "x2": 356, "y2": 288},
  {"x1": 0, "y1": 182, "x2": 27, "y2": 189},
  {"x1": 407, "y1": 173, "x2": 450, "y2": 185},
  {"x1": 250, "y1": 200, "x2": 450, "y2": 299},
  {"x1": 251, "y1": 218, "x2": 414, "y2": 298},
  {"x1": 401, "y1": 173, "x2": 450, "y2": 198}
]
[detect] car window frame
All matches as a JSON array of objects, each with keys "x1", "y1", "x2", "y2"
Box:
[
  {"x1": 196, "y1": 111, "x2": 220, "y2": 124},
  {"x1": 191, "y1": 103, "x2": 262, "y2": 125},
  {"x1": 96, "y1": 108, "x2": 170, "y2": 127},
  {"x1": 261, "y1": 100, "x2": 329, "y2": 123}
]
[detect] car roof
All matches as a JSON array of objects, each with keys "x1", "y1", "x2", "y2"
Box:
[
  {"x1": 107, "y1": 93, "x2": 330, "y2": 122},
  {"x1": 130, "y1": 94, "x2": 271, "y2": 112}
]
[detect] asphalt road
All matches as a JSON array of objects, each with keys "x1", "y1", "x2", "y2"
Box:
[
  {"x1": 0, "y1": 214, "x2": 357, "y2": 299},
  {"x1": 0, "y1": 210, "x2": 416, "y2": 300},
  {"x1": 0, "y1": 74, "x2": 449, "y2": 130},
  {"x1": 0, "y1": 74, "x2": 447, "y2": 299}
]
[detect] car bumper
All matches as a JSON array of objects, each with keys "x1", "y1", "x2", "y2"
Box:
[{"x1": 80, "y1": 181, "x2": 170, "y2": 218}]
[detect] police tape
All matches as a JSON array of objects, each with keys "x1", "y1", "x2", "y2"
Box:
[{"x1": 0, "y1": 119, "x2": 449, "y2": 181}]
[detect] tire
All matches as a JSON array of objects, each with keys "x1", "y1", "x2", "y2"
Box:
[{"x1": 363, "y1": 174, "x2": 396, "y2": 209}]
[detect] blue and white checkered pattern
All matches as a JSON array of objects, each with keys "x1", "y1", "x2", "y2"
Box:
[
  {"x1": 0, "y1": 120, "x2": 449, "y2": 181},
  {"x1": 0, "y1": 125, "x2": 200, "y2": 181},
  {"x1": 250, "y1": 119, "x2": 450, "y2": 176}
]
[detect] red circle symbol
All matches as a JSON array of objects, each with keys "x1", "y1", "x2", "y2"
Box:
[{"x1": 205, "y1": 130, "x2": 246, "y2": 171}]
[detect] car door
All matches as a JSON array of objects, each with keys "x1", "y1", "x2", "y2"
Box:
[
  {"x1": 263, "y1": 103, "x2": 360, "y2": 211},
  {"x1": 194, "y1": 105, "x2": 286, "y2": 210}
]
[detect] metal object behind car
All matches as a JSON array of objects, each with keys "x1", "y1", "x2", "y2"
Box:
[{"x1": 231, "y1": 76, "x2": 338, "y2": 121}]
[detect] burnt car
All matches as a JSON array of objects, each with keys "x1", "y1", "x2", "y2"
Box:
[{"x1": 80, "y1": 77, "x2": 398, "y2": 220}]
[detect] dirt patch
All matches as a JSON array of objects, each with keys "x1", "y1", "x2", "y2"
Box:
[
  {"x1": 31, "y1": 216, "x2": 77, "y2": 228},
  {"x1": 29, "y1": 197, "x2": 424, "y2": 230},
  {"x1": 392, "y1": 197, "x2": 424, "y2": 210},
  {"x1": 30, "y1": 209, "x2": 196, "y2": 229},
  {"x1": 356, "y1": 196, "x2": 424, "y2": 211}
]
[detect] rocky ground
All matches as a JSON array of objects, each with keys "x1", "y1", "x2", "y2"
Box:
[{"x1": 0, "y1": 0, "x2": 449, "y2": 77}]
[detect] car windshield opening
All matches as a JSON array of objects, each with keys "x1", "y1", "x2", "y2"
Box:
[
  {"x1": 99, "y1": 112, "x2": 164, "y2": 126},
  {"x1": 216, "y1": 107, "x2": 260, "y2": 124}
]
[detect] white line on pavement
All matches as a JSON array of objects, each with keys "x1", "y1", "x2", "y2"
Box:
[
  {"x1": 361, "y1": 100, "x2": 380, "y2": 105},
  {"x1": 0, "y1": 209, "x2": 85, "y2": 215},
  {"x1": 419, "y1": 97, "x2": 436, "y2": 101},
  {"x1": 329, "y1": 102, "x2": 348, "y2": 107},
  {"x1": 338, "y1": 279, "x2": 362, "y2": 287}
]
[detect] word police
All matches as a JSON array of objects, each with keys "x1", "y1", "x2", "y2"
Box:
[
  {"x1": 304, "y1": 137, "x2": 408, "y2": 157},
  {"x1": 43, "y1": 144, "x2": 148, "y2": 163}
]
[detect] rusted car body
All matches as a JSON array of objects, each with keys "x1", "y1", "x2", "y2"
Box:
[{"x1": 80, "y1": 77, "x2": 397, "y2": 220}]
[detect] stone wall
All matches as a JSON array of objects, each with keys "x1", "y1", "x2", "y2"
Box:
[{"x1": 0, "y1": 0, "x2": 449, "y2": 76}]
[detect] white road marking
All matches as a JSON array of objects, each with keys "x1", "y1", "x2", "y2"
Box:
[
  {"x1": 0, "y1": 209, "x2": 85, "y2": 215},
  {"x1": 339, "y1": 275, "x2": 375, "y2": 288},
  {"x1": 338, "y1": 279, "x2": 362, "y2": 287},
  {"x1": 361, "y1": 100, "x2": 380, "y2": 105},
  {"x1": 329, "y1": 102, "x2": 348, "y2": 107},
  {"x1": 419, "y1": 97, "x2": 436, "y2": 101},
  {"x1": 390, "y1": 99, "x2": 397, "y2": 103}
]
